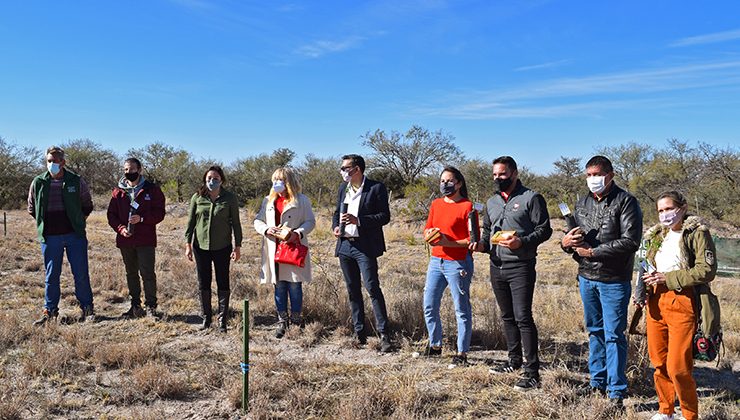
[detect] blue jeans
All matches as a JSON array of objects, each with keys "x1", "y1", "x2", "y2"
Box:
[
  {"x1": 274, "y1": 281, "x2": 303, "y2": 313},
  {"x1": 41, "y1": 233, "x2": 93, "y2": 310},
  {"x1": 424, "y1": 255, "x2": 473, "y2": 353},
  {"x1": 338, "y1": 239, "x2": 389, "y2": 335},
  {"x1": 579, "y1": 275, "x2": 631, "y2": 399}
]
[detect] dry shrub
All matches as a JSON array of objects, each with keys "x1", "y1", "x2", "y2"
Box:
[
  {"x1": 286, "y1": 321, "x2": 325, "y2": 348},
  {"x1": 92, "y1": 339, "x2": 162, "y2": 369},
  {"x1": 21, "y1": 340, "x2": 76, "y2": 377},
  {"x1": 473, "y1": 298, "x2": 505, "y2": 349},
  {"x1": 626, "y1": 334, "x2": 653, "y2": 395},
  {"x1": 0, "y1": 312, "x2": 31, "y2": 352},
  {"x1": 0, "y1": 378, "x2": 30, "y2": 420},
  {"x1": 387, "y1": 289, "x2": 425, "y2": 339},
  {"x1": 334, "y1": 374, "x2": 395, "y2": 419},
  {"x1": 131, "y1": 362, "x2": 191, "y2": 400},
  {"x1": 533, "y1": 284, "x2": 583, "y2": 340}
]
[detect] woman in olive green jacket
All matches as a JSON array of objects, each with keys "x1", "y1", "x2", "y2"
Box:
[
  {"x1": 185, "y1": 165, "x2": 243, "y2": 332},
  {"x1": 637, "y1": 191, "x2": 717, "y2": 420}
]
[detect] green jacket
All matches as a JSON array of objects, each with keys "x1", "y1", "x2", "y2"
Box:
[
  {"x1": 644, "y1": 215, "x2": 720, "y2": 336},
  {"x1": 30, "y1": 169, "x2": 87, "y2": 243},
  {"x1": 185, "y1": 189, "x2": 243, "y2": 251}
]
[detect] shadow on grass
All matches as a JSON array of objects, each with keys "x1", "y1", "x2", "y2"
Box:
[{"x1": 165, "y1": 314, "x2": 204, "y2": 325}]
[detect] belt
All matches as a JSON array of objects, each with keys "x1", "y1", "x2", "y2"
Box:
[{"x1": 342, "y1": 237, "x2": 358, "y2": 242}]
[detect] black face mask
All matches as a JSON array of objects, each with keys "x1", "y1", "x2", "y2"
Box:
[
  {"x1": 440, "y1": 181, "x2": 456, "y2": 196},
  {"x1": 494, "y1": 177, "x2": 513, "y2": 192},
  {"x1": 124, "y1": 172, "x2": 139, "y2": 182}
]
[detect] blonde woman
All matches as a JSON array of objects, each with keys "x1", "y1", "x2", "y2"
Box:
[{"x1": 254, "y1": 167, "x2": 316, "y2": 338}]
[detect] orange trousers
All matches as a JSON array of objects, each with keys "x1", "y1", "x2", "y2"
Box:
[{"x1": 646, "y1": 285, "x2": 698, "y2": 420}]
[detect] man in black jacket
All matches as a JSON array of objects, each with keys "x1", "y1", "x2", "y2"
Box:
[
  {"x1": 561, "y1": 155, "x2": 642, "y2": 409},
  {"x1": 332, "y1": 154, "x2": 393, "y2": 352},
  {"x1": 473, "y1": 156, "x2": 552, "y2": 390}
]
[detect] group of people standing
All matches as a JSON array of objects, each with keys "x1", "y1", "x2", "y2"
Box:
[{"x1": 27, "y1": 146, "x2": 717, "y2": 420}]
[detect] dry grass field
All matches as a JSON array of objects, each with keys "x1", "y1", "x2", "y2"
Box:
[{"x1": 0, "y1": 205, "x2": 737, "y2": 419}]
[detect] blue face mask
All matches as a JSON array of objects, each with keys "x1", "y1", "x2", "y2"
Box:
[
  {"x1": 206, "y1": 179, "x2": 221, "y2": 191},
  {"x1": 47, "y1": 162, "x2": 61, "y2": 177},
  {"x1": 273, "y1": 180, "x2": 286, "y2": 193}
]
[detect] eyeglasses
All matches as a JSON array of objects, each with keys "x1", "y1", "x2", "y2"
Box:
[{"x1": 340, "y1": 165, "x2": 356, "y2": 171}]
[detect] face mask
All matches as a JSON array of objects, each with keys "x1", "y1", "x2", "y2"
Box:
[
  {"x1": 206, "y1": 179, "x2": 221, "y2": 191},
  {"x1": 124, "y1": 172, "x2": 139, "y2": 182},
  {"x1": 340, "y1": 168, "x2": 353, "y2": 183},
  {"x1": 440, "y1": 181, "x2": 456, "y2": 196},
  {"x1": 273, "y1": 180, "x2": 286, "y2": 193},
  {"x1": 494, "y1": 177, "x2": 513, "y2": 192},
  {"x1": 659, "y1": 208, "x2": 682, "y2": 227},
  {"x1": 587, "y1": 175, "x2": 607, "y2": 194},
  {"x1": 47, "y1": 162, "x2": 61, "y2": 177}
]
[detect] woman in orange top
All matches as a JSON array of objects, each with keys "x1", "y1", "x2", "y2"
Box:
[{"x1": 421, "y1": 166, "x2": 476, "y2": 367}]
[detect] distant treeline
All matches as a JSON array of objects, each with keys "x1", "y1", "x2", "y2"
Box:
[{"x1": 2, "y1": 126, "x2": 738, "y2": 227}]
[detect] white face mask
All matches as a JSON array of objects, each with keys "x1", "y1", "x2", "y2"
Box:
[
  {"x1": 587, "y1": 175, "x2": 607, "y2": 194},
  {"x1": 47, "y1": 162, "x2": 61, "y2": 177},
  {"x1": 340, "y1": 169, "x2": 352, "y2": 183},
  {"x1": 273, "y1": 180, "x2": 285, "y2": 193}
]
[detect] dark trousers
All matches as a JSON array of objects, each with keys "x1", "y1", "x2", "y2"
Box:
[
  {"x1": 490, "y1": 259, "x2": 540, "y2": 374},
  {"x1": 120, "y1": 246, "x2": 157, "y2": 308},
  {"x1": 338, "y1": 239, "x2": 389, "y2": 335},
  {"x1": 193, "y1": 244, "x2": 232, "y2": 292}
]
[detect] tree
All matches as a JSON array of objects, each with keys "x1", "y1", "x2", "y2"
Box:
[
  {"x1": 297, "y1": 154, "x2": 339, "y2": 208},
  {"x1": 0, "y1": 137, "x2": 42, "y2": 208},
  {"x1": 60, "y1": 139, "x2": 120, "y2": 195},
  {"x1": 128, "y1": 141, "x2": 197, "y2": 202},
  {"x1": 362, "y1": 125, "x2": 462, "y2": 192},
  {"x1": 229, "y1": 148, "x2": 297, "y2": 208}
]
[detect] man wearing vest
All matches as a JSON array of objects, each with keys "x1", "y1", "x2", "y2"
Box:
[
  {"x1": 28, "y1": 146, "x2": 95, "y2": 325},
  {"x1": 473, "y1": 156, "x2": 552, "y2": 390},
  {"x1": 107, "y1": 157, "x2": 166, "y2": 319}
]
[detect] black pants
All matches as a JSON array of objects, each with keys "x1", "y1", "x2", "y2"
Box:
[
  {"x1": 338, "y1": 239, "x2": 389, "y2": 335},
  {"x1": 120, "y1": 246, "x2": 157, "y2": 307},
  {"x1": 490, "y1": 259, "x2": 539, "y2": 374},
  {"x1": 193, "y1": 244, "x2": 232, "y2": 292}
]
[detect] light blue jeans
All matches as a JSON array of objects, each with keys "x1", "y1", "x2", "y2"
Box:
[
  {"x1": 424, "y1": 255, "x2": 473, "y2": 353},
  {"x1": 578, "y1": 275, "x2": 631, "y2": 399}
]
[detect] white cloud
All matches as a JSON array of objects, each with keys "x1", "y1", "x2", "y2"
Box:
[
  {"x1": 670, "y1": 28, "x2": 740, "y2": 47},
  {"x1": 294, "y1": 36, "x2": 366, "y2": 59},
  {"x1": 514, "y1": 59, "x2": 570, "y2": 72},
  {"x1": 413, "y1": 60, "x2": 740, "y2": 119}
]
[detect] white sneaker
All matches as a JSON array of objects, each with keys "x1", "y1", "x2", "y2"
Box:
[{"x1": 650, "y1": 414, "x2": 673, "y2": 420}]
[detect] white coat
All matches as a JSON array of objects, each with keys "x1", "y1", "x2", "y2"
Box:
[{"x1": 254, "y1": 193, "x2": 316, "y2": 284}]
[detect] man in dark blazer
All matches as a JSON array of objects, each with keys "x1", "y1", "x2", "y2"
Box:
[{"x1": 332, "y1": 154, "x2": 393, "y2": 352}]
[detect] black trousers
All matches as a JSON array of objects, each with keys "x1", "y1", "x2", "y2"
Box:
[
  {"x1": 193, "y1": 244, "x2": 232, "y2": 292},
  {"x1": 490, "y1": 259, "x2": 540, "y2": 374},
  {"x1": 120, "y1": 246, "x2": 157, "y2": 307}
]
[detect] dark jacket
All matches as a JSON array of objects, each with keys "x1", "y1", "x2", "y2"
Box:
[
  {"x1": 107, "y1": 179, "x2": 166, "y2": 248},
  {"x1": 565, "y1": 183, "x2": 643, "y2": 282},
  {"x1": 332, "y1": 178, "x2": 391, "y2": 258},
  {"x1": 29, "y1": 169, "x2": 92, "y2": 242},
  {"x1": 481, "y1": 180, "x2": 552, "y2": 263}
]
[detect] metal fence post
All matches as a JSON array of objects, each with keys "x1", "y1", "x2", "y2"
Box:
[{"x1": 242, "y1": 299, "x2": 249, "y2": 413}]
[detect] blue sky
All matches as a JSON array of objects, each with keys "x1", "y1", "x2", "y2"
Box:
[{"x1": 1, "y1": 0, "x2": 739, "y2": 173}]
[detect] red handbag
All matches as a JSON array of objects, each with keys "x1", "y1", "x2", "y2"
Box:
[{"x1": 274, "y1": 241, "x2": 308, "y2": 268}]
